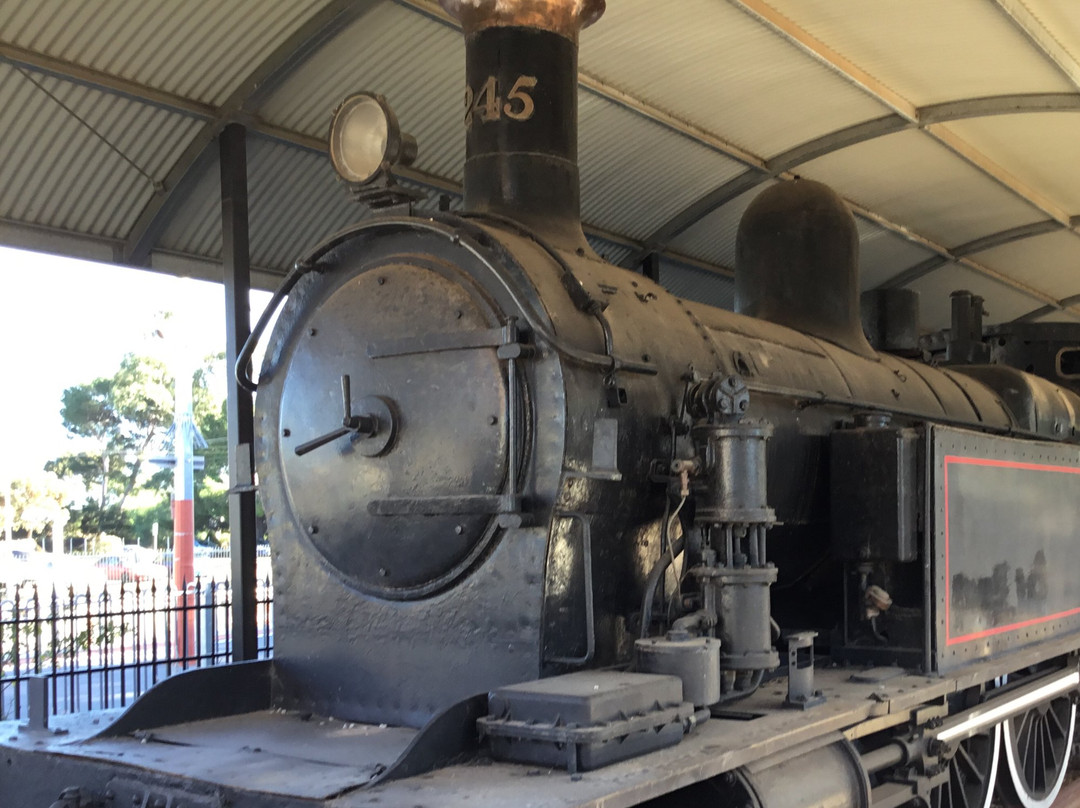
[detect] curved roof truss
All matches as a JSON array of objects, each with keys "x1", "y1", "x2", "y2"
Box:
[{"x1": 2, "y1": 0, "x2": 1079, "y2": 327}]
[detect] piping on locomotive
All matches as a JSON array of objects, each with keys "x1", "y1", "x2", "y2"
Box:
[{"x1": 4, "y1": 2, "x2": 1080, "y2": 807}]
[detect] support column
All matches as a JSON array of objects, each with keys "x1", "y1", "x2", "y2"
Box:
[
  {"x1": 220, "y1": 123, "x2": 258, "y2": 661},
  {"x1": 642, "y1": 252, "x2": 661, "y2": 283}
]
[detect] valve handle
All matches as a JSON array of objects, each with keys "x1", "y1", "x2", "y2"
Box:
[{"x1": 295, "y1": 374, "x2": 378, "y2": 456}]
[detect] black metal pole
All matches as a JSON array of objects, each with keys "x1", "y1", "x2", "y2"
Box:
[
  {"x1": 642, "y1": 252, "x2": 661, "y2": 283},
  {"x1": 220, "y1": 123, "x2": 258, "y2": 661}
]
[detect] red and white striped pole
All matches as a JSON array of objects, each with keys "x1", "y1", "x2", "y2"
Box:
[{"x1": 172, "y1": 357, "x2": 196, "y2": 665}]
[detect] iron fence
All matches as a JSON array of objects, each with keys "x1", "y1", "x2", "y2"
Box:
[{"x1": 0, "y1": 576, "x2": 272, "y2": 721}]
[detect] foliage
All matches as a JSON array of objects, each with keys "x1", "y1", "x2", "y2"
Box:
[
  {"x1": 0, "y1": 471, "x2": 68, "y2": 539},
  {"x1": 47, "y1": 349, "x2": 231, "y2": 547},
  {"x1": 46, "y1": 353, "x2": 172, "y2": 522}
]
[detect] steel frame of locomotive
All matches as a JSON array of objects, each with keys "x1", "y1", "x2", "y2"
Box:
[{"x1": 3, "y1": 2, "x2": 1080, "y2": 808}]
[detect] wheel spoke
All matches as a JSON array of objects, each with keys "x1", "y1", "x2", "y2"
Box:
[
  {"x1": 1046, "y1": 703, "x2": 1067, "y2": 740},
  {"x1": 957, "y1": 768, "x2": 972, "y2": 808},
  {"x1": 1015, "y1": 711, "x2": 1032, "y2": 763},
  {"x1": 1033, "y1": 718, "x2": 1046, "y2": 793},
  {"x1": 1024, "y1": 718, "x2": 1038, "y2": 789},
  {"x1": 932, "y1": 726, "x2": 998, "y2": 808},
  {"x1": 1042, "y1": 717, "x2": 1059, "y2": 775},
  {"x1": 957, "y1": 742, "x2": 981, "y2": 783}
]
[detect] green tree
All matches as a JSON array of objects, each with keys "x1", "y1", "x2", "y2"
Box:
[
  {"x1": 48, "y1": 351, "x2": 232, "y2": 547},
  {"x1": 0, "y1": 472, "x2": 68, "y2": 541},
  {"x1": 47, "y1": 353, "x2": 172, "y2": 520}
]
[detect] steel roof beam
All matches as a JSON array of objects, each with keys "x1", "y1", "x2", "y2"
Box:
[
  {"x1": 622, "y1": 113, "x2": 913, "y2": 267},
  {"x1": 0, "y1": 41, "x2": 216, "y2": 119},
  {"x1": 728, "y1": 0, "x2": 1078, "y2": 231},
  {"x1": 920, "y1": 92, "x2": 1080, "y2": 122},
  {"x1": 245, "y1": 128, "x2": 734, "y2": 279},
  {"x1": 3, "y1": 18, "x2": 736, "y2": 280},
  {"x1": 626, "y1": 92, "x2": 1080, "y2": 268},
  {"x1": 858, "y1": 217, "x2": 1073, "y2": 317},
  {"x1": 121, "y1": 0, "x2": 382, "y2": 266},
  {"x1": 1013, "y1": 292, "x2": 1080, "y2": 324},
  {"x1": 878, "y1": 219, "x2": 1064, "y2": 289}
]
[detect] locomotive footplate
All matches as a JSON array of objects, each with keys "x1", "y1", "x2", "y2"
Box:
[{"x1": 5, "y1": 645, "x2": 1078, "y2": 808}]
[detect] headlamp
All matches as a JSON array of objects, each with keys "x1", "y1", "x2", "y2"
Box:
[{"x1": 328, "y1": 93, "x2": 417, "y2": 185}]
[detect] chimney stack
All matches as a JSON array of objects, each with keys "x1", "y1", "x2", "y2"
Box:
[{"x1": 440, "y1": 0, "x2": 605, "y2": 250}]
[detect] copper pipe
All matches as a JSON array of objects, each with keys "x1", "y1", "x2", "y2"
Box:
[{"x1": 439, "y1": 0, "x2": 605, "y2": 40}]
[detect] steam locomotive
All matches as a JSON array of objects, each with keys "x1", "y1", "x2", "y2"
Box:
[{"x1": 4, "y1": 2, "x2": 1079, "y2": 807}]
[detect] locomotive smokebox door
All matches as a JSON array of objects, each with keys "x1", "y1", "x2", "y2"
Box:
[{"x1": 277, "y1": 259, "x2": 513, "y2": 600}]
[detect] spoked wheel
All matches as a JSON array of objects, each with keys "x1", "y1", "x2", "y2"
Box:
[
  {"x1": 927, "y1": 723, "x2": 1001, "y2": 808},
  {"x1": 1000, "y1": 694, "x2": 1077, "y2": 807}
]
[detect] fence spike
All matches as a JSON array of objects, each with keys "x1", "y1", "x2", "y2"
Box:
[{"x1": 1, "y1": 555, "x2": 273, "y2": 721}]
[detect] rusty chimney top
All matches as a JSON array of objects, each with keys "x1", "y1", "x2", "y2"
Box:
[
  {"x1": 440, "y1": 0, "x2": 605, "y2": 39},
  {"x1": 439, "y1": 0, "x2": 605, "y2": 250}
]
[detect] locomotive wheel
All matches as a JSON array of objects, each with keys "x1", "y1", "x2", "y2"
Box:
[
  {"x1": 999, "y1": 694, "x2": 1076, "y2": 808},
  {"x1": 927, "y1": 724, "x2": 1001, "y2": 808}
]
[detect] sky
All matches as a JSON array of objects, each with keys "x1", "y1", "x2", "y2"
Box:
[{"x1": 0, "y1": 246, "x2": 272, "y2": 482}]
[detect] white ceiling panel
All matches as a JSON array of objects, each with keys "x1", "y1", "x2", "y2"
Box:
[
  {"x1": 1020, "y1": 0, "x2": 1080, "y2": 73},
  {"x1": 797, "y1": 129, "x2": 1047, "y2": 247},
  {"x1": 579, "y1": 0, "x2": 890, "y2": 158},
  {"x1": 905, "y1": 263, "x2": 1046, "y2": 329},
  {"x1": 0, "y1": 0, "x2": 1078, "y2": 328},
  {"x1": 967, "y1": 229, "x2": 1080, "y2": 301},
  {"x1": 940, "y1": 112, "x2": 1080, "y2": 214},
  {"x1": 761, "y1": 0, "x2": 1074, "y2": 105},
  {"x1": 855, "y1": 218, "x2": 940, "y2": 290}
]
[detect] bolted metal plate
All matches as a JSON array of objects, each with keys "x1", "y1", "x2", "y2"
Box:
[{"x1": 278, "y1": 259, "x2": 508, "y2": 599}]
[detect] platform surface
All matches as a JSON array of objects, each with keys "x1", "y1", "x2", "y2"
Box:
[{"x1": 3, "y1": 646, "x2": 1076, "y2": 808}]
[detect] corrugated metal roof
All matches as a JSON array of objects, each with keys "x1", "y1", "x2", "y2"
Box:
[
  {"x1": 941, "y1": 112, "x2": 1080, "y2": 213},
  {"x1": 584, "y1": 235, "x2": 634, "y2": 268},
  {"x1": 1029, "y1": 310, "x2": 1078, "y2": 325},
  {"x1": 668, "y1": 191, "x2": 945, "y2": 293},
  {"x1": 159, "y1": 136, "x2": 379, "y2": 268},
  {"x1": 855, "y1": 217, "x2": 940, "y2": 290},
  {"x1": 666, "y1": 182, "x2": 778, "y2": 270},
  {"x1": 1020, "y1": 0, "x2": 1080, "y2": 66},
  {"x1": 906, "y1": 263, "x2": 1041, "y2": 327},
  {"x1": 660, "y1": 261, "x2": 736, "y2": 311},
  {"x1": 761, "y1": 0, "x2": 1074, "y2": 105},
  {"x1": 246, "y1": 138, "x2": 363, "y2": 269},
  {"x1": 258, "y1": 1, "x2": 466, "y2": 183},
  {"x1": 0, "y1": 63, "x2": 201, "y2": 239},
  {"x1": 798, "y1": 128, "x2": 1046, "y2": 247},
  {"x1": 156, "y1": 153, "x2": 222, "y2": 261},
  {"x1": 1, "y1": 0, "x2": 1079, "y2": 331},
  {"x1": 158, "y1": 133, "x2": 463, "y2": 271},
  {"x1": 966, "y1": 229, "x2": 1080, "y2": 301},
  {"x1": 578, "y1": 94, "x2": 746, "y2": 241},
  {"x1": 0, "y1": 0, "x2": 329, "y2": 106},
  {"x1": 580, "y1": 0, "x2": 890, "y2": 157}
]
